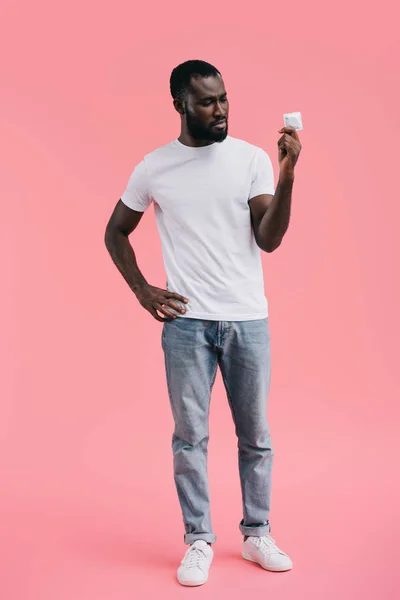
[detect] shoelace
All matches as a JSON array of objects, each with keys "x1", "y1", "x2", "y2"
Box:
[
  {"x1": 183, "y1": 546, "x2": 207, "y2": 569},
  {"x1": 253, "y1": 535, "x2": 281, "y2": 555}
]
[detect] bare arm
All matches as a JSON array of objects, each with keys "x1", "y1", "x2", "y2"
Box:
[
  {"x1": 104, "y1": 200, "x2": 188, "y2": 321},
  {"x1": 104, "y1": 200, "x2": 148, "y2": 293},
  {"x1": 249, "y1": 173, "x2": 294, "y2": 253},
  {"x1": 249, "y1": 126, "x2": 302, "y2": 253}
]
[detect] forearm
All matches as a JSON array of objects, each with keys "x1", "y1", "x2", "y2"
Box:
[
  {"x1": 258, "y1": 173, "x2": 294, "y2": 252},
  {"x1": 104, "y1": 228, "x2": 148, "y2": 296}
]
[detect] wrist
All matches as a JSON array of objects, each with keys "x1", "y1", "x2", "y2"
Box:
[
  {"x1": 279, "y1": 169, "x2": 295, "y2": 183},
  {"x1": 133, "y1": 281, "x2": 149, "y2": 298}
]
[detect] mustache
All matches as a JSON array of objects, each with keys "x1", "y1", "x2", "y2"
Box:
[{"x1": 211, "y1": 118, "x2": 227, "y2": 126}]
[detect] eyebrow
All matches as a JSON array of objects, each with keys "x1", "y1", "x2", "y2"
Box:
[{"x1": 198, "y1": 93, "x2": 228, "y2": 101}]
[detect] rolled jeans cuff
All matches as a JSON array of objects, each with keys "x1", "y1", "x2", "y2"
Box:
[
  {"x1": 184, "y1": 533, "x2": 217, "y2": 545},
  {"x1": 239, "y1": 521, "x2": 271, "y2": 537}
]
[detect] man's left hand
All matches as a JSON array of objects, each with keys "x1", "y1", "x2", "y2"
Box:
[{"x1": 277, "y1": 126, "x2": 302, "y2": 177}]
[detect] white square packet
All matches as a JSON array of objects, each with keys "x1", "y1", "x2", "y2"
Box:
[{"x1": 283, "y1": 112, "x2": 303, "y2": 130}]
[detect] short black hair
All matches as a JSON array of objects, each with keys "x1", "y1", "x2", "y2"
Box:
[{"x1": 170, "y1": 60, "x2": 221, "y2": 101}]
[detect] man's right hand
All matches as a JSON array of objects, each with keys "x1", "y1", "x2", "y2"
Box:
[{"x1": 135, "y1": 284, "x2": 188, "y2": 322}]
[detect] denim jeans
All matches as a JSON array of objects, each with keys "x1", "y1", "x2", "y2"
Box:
[{"x1": 162, "y1": 317, "x2": 274, "y2": 545}]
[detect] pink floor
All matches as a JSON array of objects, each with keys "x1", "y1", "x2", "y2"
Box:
[{"x1": 1, "y1": 375, "x2": 398, "y2": 599}]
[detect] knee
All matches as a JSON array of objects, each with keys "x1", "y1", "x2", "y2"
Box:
[
  {"x1": 238, "y1": 427, "x2": 273, "y2": 456},
  {"x1": 172, "y1": 431, "x2": 209, "y2": 454}
]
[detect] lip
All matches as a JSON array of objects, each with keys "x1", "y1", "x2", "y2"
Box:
[{"x1": 213, "y1": 121, "x2": 227, "y2": 129}]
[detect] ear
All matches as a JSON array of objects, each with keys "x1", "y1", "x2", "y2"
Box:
[{"x1": 173, "y1": 99, "x2": 185, "y2": 115}]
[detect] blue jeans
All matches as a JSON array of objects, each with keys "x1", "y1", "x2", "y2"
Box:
[{"x1": 162, "y1": 317, "x2": 274, "y2": 545}]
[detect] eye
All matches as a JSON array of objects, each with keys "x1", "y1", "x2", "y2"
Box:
[{"x1": 201, "y1": 96, "x2": 228, "y2": 107}]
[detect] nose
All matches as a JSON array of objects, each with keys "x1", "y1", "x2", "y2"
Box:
[{"x1": 214, "y1": 101, "x2": 227, "y2": 119}]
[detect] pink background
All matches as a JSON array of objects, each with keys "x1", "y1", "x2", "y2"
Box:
[{"x1": 1, "y1": 1, "x2": 399, "y2": 598}]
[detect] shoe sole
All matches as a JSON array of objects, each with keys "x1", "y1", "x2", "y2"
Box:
[
  {"x1": 242, "y1": 552, "x2": 293, "y2": 572},
  {"x1": 178, "y1": 577, "x2": 208, "y2": 587}
]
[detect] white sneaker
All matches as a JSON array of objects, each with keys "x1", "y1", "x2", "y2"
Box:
[
  {"x1": 177, "y1": 540, "x2": 214, "y2": 586},
  {"x1": 242, "y1": 535, "x2": 293, "y2": 572}
]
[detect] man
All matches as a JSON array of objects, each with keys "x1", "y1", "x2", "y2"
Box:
[{"x1": 105, "y1": 60, "x2": 302, "y2": 587}]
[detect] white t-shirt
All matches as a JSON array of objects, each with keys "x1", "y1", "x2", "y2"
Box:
[{"x1": 120, "y1": 135, "x2": 275, "y2": 321}]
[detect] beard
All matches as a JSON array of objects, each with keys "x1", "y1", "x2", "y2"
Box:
[{"x1": 185, "y1": 104, "x2": 228, "y2": 143}]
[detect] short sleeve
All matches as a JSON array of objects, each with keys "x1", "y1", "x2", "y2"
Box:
[
  {"x1": 249, "y1": 148, "x2": 275, "y2": 200},
  {"x1": 120, "y1": 160, "x2": 152, "y2": 212}
]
